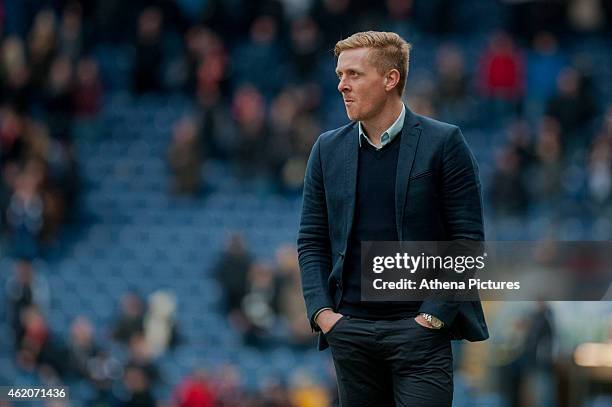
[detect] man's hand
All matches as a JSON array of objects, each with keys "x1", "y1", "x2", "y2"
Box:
[
  {"x1": 414, "y1": 314, "x2": 435, "y2": 329},
  {"x1": 316, "y1": 310, "x2": 344, "y2": 334}
]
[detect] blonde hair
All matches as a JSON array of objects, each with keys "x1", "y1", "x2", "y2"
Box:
[{"x1": 334, "y1": 31, "x2": 411, "y2": 96}]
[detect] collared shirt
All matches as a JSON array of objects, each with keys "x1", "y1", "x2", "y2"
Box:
[{"x1": 358, "y1": 103, "x2": 406, "y2": 149}]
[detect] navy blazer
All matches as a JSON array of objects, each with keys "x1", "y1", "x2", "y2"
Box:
[{"x1": 297, "y1": 107, "x2": 489, "y2": 351}]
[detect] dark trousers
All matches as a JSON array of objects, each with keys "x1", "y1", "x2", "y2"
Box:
[{"x1": 325, "y1": 316, "x2": 453, "y2": 407}]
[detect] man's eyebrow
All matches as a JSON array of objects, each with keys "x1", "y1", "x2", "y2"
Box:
[{"x1": 336, "y1": 67, "x2": 359, "y2": 75}]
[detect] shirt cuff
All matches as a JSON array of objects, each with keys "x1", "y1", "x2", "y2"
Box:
[{"x1": 313, "y1": 307, "x2": 333, "y2": 328}]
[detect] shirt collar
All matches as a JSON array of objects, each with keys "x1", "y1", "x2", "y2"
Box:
[{"x1": 358, "y1": 103, "x2": 406, "y2": 149}]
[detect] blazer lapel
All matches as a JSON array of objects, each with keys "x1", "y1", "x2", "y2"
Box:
[
  {"x1": 395, "y1": 110, "x2": 422, "y2": 240},
  {"x1": 344, "y1": 123, "x2": 359, "y2": 243}
]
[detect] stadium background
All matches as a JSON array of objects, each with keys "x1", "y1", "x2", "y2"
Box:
[{"x1": 1, "y1": 0, "x2": 612, "y2": 406}]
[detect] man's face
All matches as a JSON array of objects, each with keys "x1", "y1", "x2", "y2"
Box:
[{"x1": 336, "y1": 48, "x2": 388, "y2": 122}]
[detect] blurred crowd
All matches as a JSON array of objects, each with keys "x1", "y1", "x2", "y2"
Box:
[
  {"x1": 214, "y1": 234, "x2": 312, "y2": 350},
  {"x1": 4, "y1": 252, "x2": 337, "y2": 407},
  {"x1": 1, "y1": 0, "x2": 612, "y2": 406},
  {"x1": 160, "y1": 0, "x2": 612, "y2": 227},
  {"x1": 5, "y1": 257, "x2": 182, "y2": 405},
  {"x1": 0, "y1": 3, "x2": 103, "y2": 258},
  {"x1": 2, "y1": 0, "x2": 611, "y2": 253}
]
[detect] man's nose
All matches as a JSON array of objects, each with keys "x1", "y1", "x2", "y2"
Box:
[{"x1": 338, "y1": 79, "x2": 349, "y2": 93}]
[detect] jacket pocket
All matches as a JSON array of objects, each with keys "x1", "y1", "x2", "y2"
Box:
[{"x1": 409, "y1": 169, "x2": 434, "y2": 181}]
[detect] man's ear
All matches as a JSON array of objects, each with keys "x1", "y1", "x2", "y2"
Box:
[{"x1": 385, "y1": 69, "x2": 401, "y2": 92}]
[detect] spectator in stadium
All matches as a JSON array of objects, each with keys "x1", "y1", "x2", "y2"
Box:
[
  {"x1": 0, "y1": 162, "x2": 16, "y2": 233},
  {"x1": 268, "y1": 86, "x2": 320, "y2": 191},
  {"x1": 505, "y1": 119, "x2": 536, "y2": 168},
  {"x1": 112, "y1": 292, "x2": 145, "y2": 345},
  {"x1": 143, "y1": 290, "x2": 181, "y2": 358},
  {"x1": 477, "y1": 31, "x2": 525, "y2": 117},
  {"x1": 73, "y1": 56, "x2": 104, "y2": 145},
  {"x1": 27, "y1": 9, "x2": 57, "y2": 90},
  {"x1": 546, "y1": 67, "x2": 597, "y2": 151},
  {"x1": 286, "y1": 17, "x2": 324, "y2": 84},
  {"x1": 44, "y1": 55, "x2": 74, "y2": 141},
  {"x1": 525, "y1": 31, "x2": 566, "y2": 122},
  {"x1": 66, "y1": 316, "x2": 101, "y2": 380},
  {"x1": 272, "y1": 245, "x2": 312, "y2": 347},
  {"x1": 489, "y1": 146, "x2": 529, "y2": 217},
  {"x1": 432, "y1": 43, "x2": 472, "y2": 125},
  {"x1": 185, "y1": 27, "x2": 228, "y2": 101},
  {"x1": 132, "y1": 7, "x2": 164, "y2": 95},
  {"x1": 167, "y1": 116, "x2": 202, "y2": 196},
  {"x1": 16, "y1": 305, "x2": 68, "y2": 379},
  {"x1": 0, "y1": 6, "x2": 82, "y2": 248},
  {"x1": 0, "y1": 37, "x2": 30, "y2": 111},
  {"x1": 231, "y1": 84, "x2": 274, "y2": 183},
  {"x1": 268, "y1": 86, "x2": 303, "y2": 171},
  {"x1": 214, "y1": 233, "x2": 253, "y2": 316},
  {"x1": 184, "y1": 25, "x2": 215, "y2": 88},
  {"x1": 73, "y1": 57, "x2": 103, "y2": 118},
  {"x1": 237, "y1": 262, "x2": 278, "y2": 348},
  {"x1": 185, "y1": 28, "x2": 236, "y2": 160},
  {"x1": 520, "y1": 301, "x2": 556, "y2": 407},
  {"x1": 567, "y1": 0, "x2": 606, "y2": 33},
  {"x1": 85, "y1": 349, "x2": 122, "y2": 406},
  {"x1": 172, "y1": 368, "x2": 217, "y2": 407},
  {"x1": 58, "y1": 2, "x2": 83, "y2": 62},
  {"x1": 210, "y1": 363, "x2": 244, "y2": 407},
  {"x1": 5, "y1": 258, "x2": 50, "y2": 346},
  {"x1": 530, "y1": 117, "x2": 564, "y2": 205},
  {"x1": 41, "y1": 139, "x2": 79, "y2": 232},
  {"x1": 0, "y1": 108, "x2": 26, "y2": 164},
  {"x1": 121, "y1": 363, "x2": 157, "y2": 407},
  {"x1": 126, "y1": 333, "x2": 160, "y2": 386},
  {"x1": 6, "y1": 163, "x2": 46, "y2": 258},
  {"x1": 231, "y1": 14, "x2": 283, "y2": 99}
]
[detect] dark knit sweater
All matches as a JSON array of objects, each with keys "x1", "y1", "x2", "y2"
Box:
[{"x1": 338, "y1": 133, "x2": 421, "y2": 319}]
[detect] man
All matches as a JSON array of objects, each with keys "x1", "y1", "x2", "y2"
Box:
[{"x1": 297, "y1": 31, "x2": 488, "y2": 406}]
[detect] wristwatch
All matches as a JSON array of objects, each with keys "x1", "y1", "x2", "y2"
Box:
[{"x1": 420, "y1": 313, "x2": 444, "y2": 329}]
